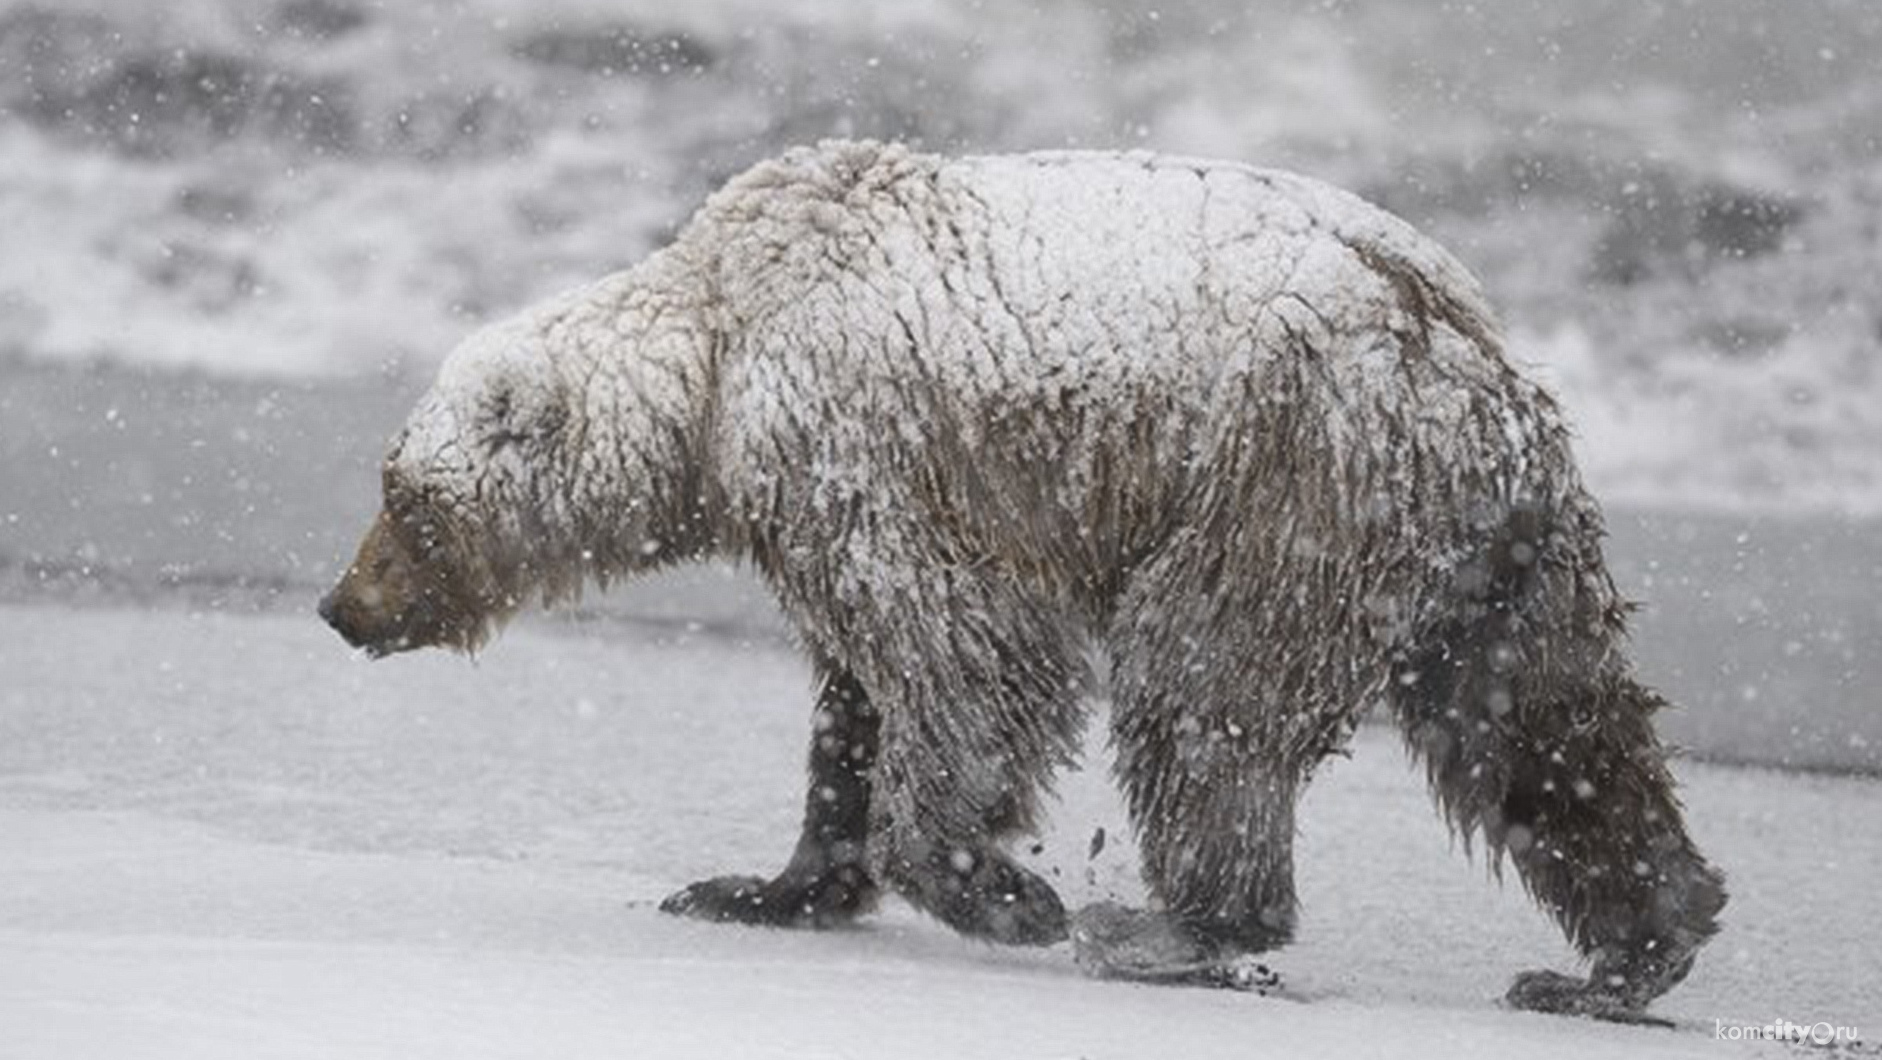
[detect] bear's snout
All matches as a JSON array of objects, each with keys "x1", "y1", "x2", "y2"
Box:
[
  {"x1": 317, "y1": 583, "x2": 383, "y2": 653},
  {"x1": 321, "y1": 509, "x2": 487, "y2": 656},
  {"x1": 315, "y1": 588, "x2": 347, "y2": 638},
  {"x1": 320, "y1": 511, "x2": 431, "y2": 657},
  {"x1": 319, "y1": 565, "x2": 410, "y2": 657}
]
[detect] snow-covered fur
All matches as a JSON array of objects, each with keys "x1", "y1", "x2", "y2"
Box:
[{"x1": 320, "y1": 141, "x2": 1725, "y2": 1016}]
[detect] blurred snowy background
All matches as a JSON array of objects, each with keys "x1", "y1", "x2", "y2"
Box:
[{"x1": 1, "y1": 0, "x2": 1877, "y2": 768}]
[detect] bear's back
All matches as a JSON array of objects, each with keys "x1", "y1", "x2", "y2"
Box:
[
  {"x1": 700, "y1": 142, "x2": 1506, "y2": 431},
  {"x1": 698, "y1": 143, "x2": 1570, "y2": 609}
]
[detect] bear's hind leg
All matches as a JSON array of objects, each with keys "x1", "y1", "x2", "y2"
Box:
[
  {"x1": 1391, "y1": 512, "x2": 1726, "y2": 1018},
  {"x1": 1087, "y1": 686, "x2": 1308, "y2": 983},
  {"x1": 661, "y1": 660, "x2": 881, "y2": 928},
  {"x1": 1077, "y1": 539, "x2": 1371, "y2": 988}
]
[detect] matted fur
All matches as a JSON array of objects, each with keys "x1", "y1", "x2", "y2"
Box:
[{"x1": 322, "y1": 141, "x2": 1724, "y2": 1014}]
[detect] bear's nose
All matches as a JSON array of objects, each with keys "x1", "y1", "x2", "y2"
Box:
[{"x1": 318, "y1": 590, "x2": 360, "y2": 645}]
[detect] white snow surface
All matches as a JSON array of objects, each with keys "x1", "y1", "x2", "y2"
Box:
[{"x1": 2, "y1": 601, "x2": 1876, "y2": 1058}]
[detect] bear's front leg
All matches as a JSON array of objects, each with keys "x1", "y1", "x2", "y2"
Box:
[
  {"x1": 661, "y1": 663, "x2": 881, "y2": 928},
  {"x1": 860, "y1": 599, "x2": 1090, "y2": 948}
]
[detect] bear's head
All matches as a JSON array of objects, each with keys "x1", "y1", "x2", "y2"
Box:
[{"x1": 320, "y1": 315, "x2": 579, "y2": 656}]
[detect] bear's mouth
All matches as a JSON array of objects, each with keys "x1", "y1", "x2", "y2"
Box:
[{"x1": 361, "y1": 635, "x2": 414, "y2": 659}]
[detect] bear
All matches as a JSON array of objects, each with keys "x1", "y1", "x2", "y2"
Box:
[{"x1": 319, "y1": 140, "x2": 1725, "y2": 1019}]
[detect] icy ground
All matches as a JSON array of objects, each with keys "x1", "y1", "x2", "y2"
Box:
[{"x1": 1, "y1": 601, "x2": 1875, "y2": 1058}]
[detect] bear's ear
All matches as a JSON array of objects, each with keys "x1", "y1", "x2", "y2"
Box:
[
  {"x1": 480, "y1": 382, "x2": 570, "y2": 456},
  {"x1": 487, "y1": 384, "x2": 515, "y2": 425},
  {"x1": 535, "y1": 397, "x2": 569, "y2": 440},
  {"x1": 477, "y1": 383, "x2": 528, "y2": 456}
]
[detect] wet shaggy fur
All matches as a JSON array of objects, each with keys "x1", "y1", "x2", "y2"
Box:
[{"x1": 321, "y1": 141, "x2": 1725, "y2": 1015}]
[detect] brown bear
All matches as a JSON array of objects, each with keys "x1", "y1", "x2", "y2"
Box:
[{"x1": 319, "y1": 140, "x2": 1725, "y2": 1019}]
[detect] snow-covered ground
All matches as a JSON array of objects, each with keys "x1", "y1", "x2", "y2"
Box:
[{"x1": 1, "y1": 601, "x2": 1876, "y2": 1058}]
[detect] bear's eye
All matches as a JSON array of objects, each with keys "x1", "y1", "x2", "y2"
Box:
[
  {"x1": 483, "y1": 395, "x2": 568, "y2": 455},
  {"x1": 381, "y1": 459, "x2": 406, "y2": 501},
  {"x1": 382, "y1": 471, "x2": 419, "y2": 517},
  {"x1": 486, "y1": 427, "x2": 531, "y2": 454},
  {"x1": 482, "y1": 386, "x2": 536, "y2": 454}
]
